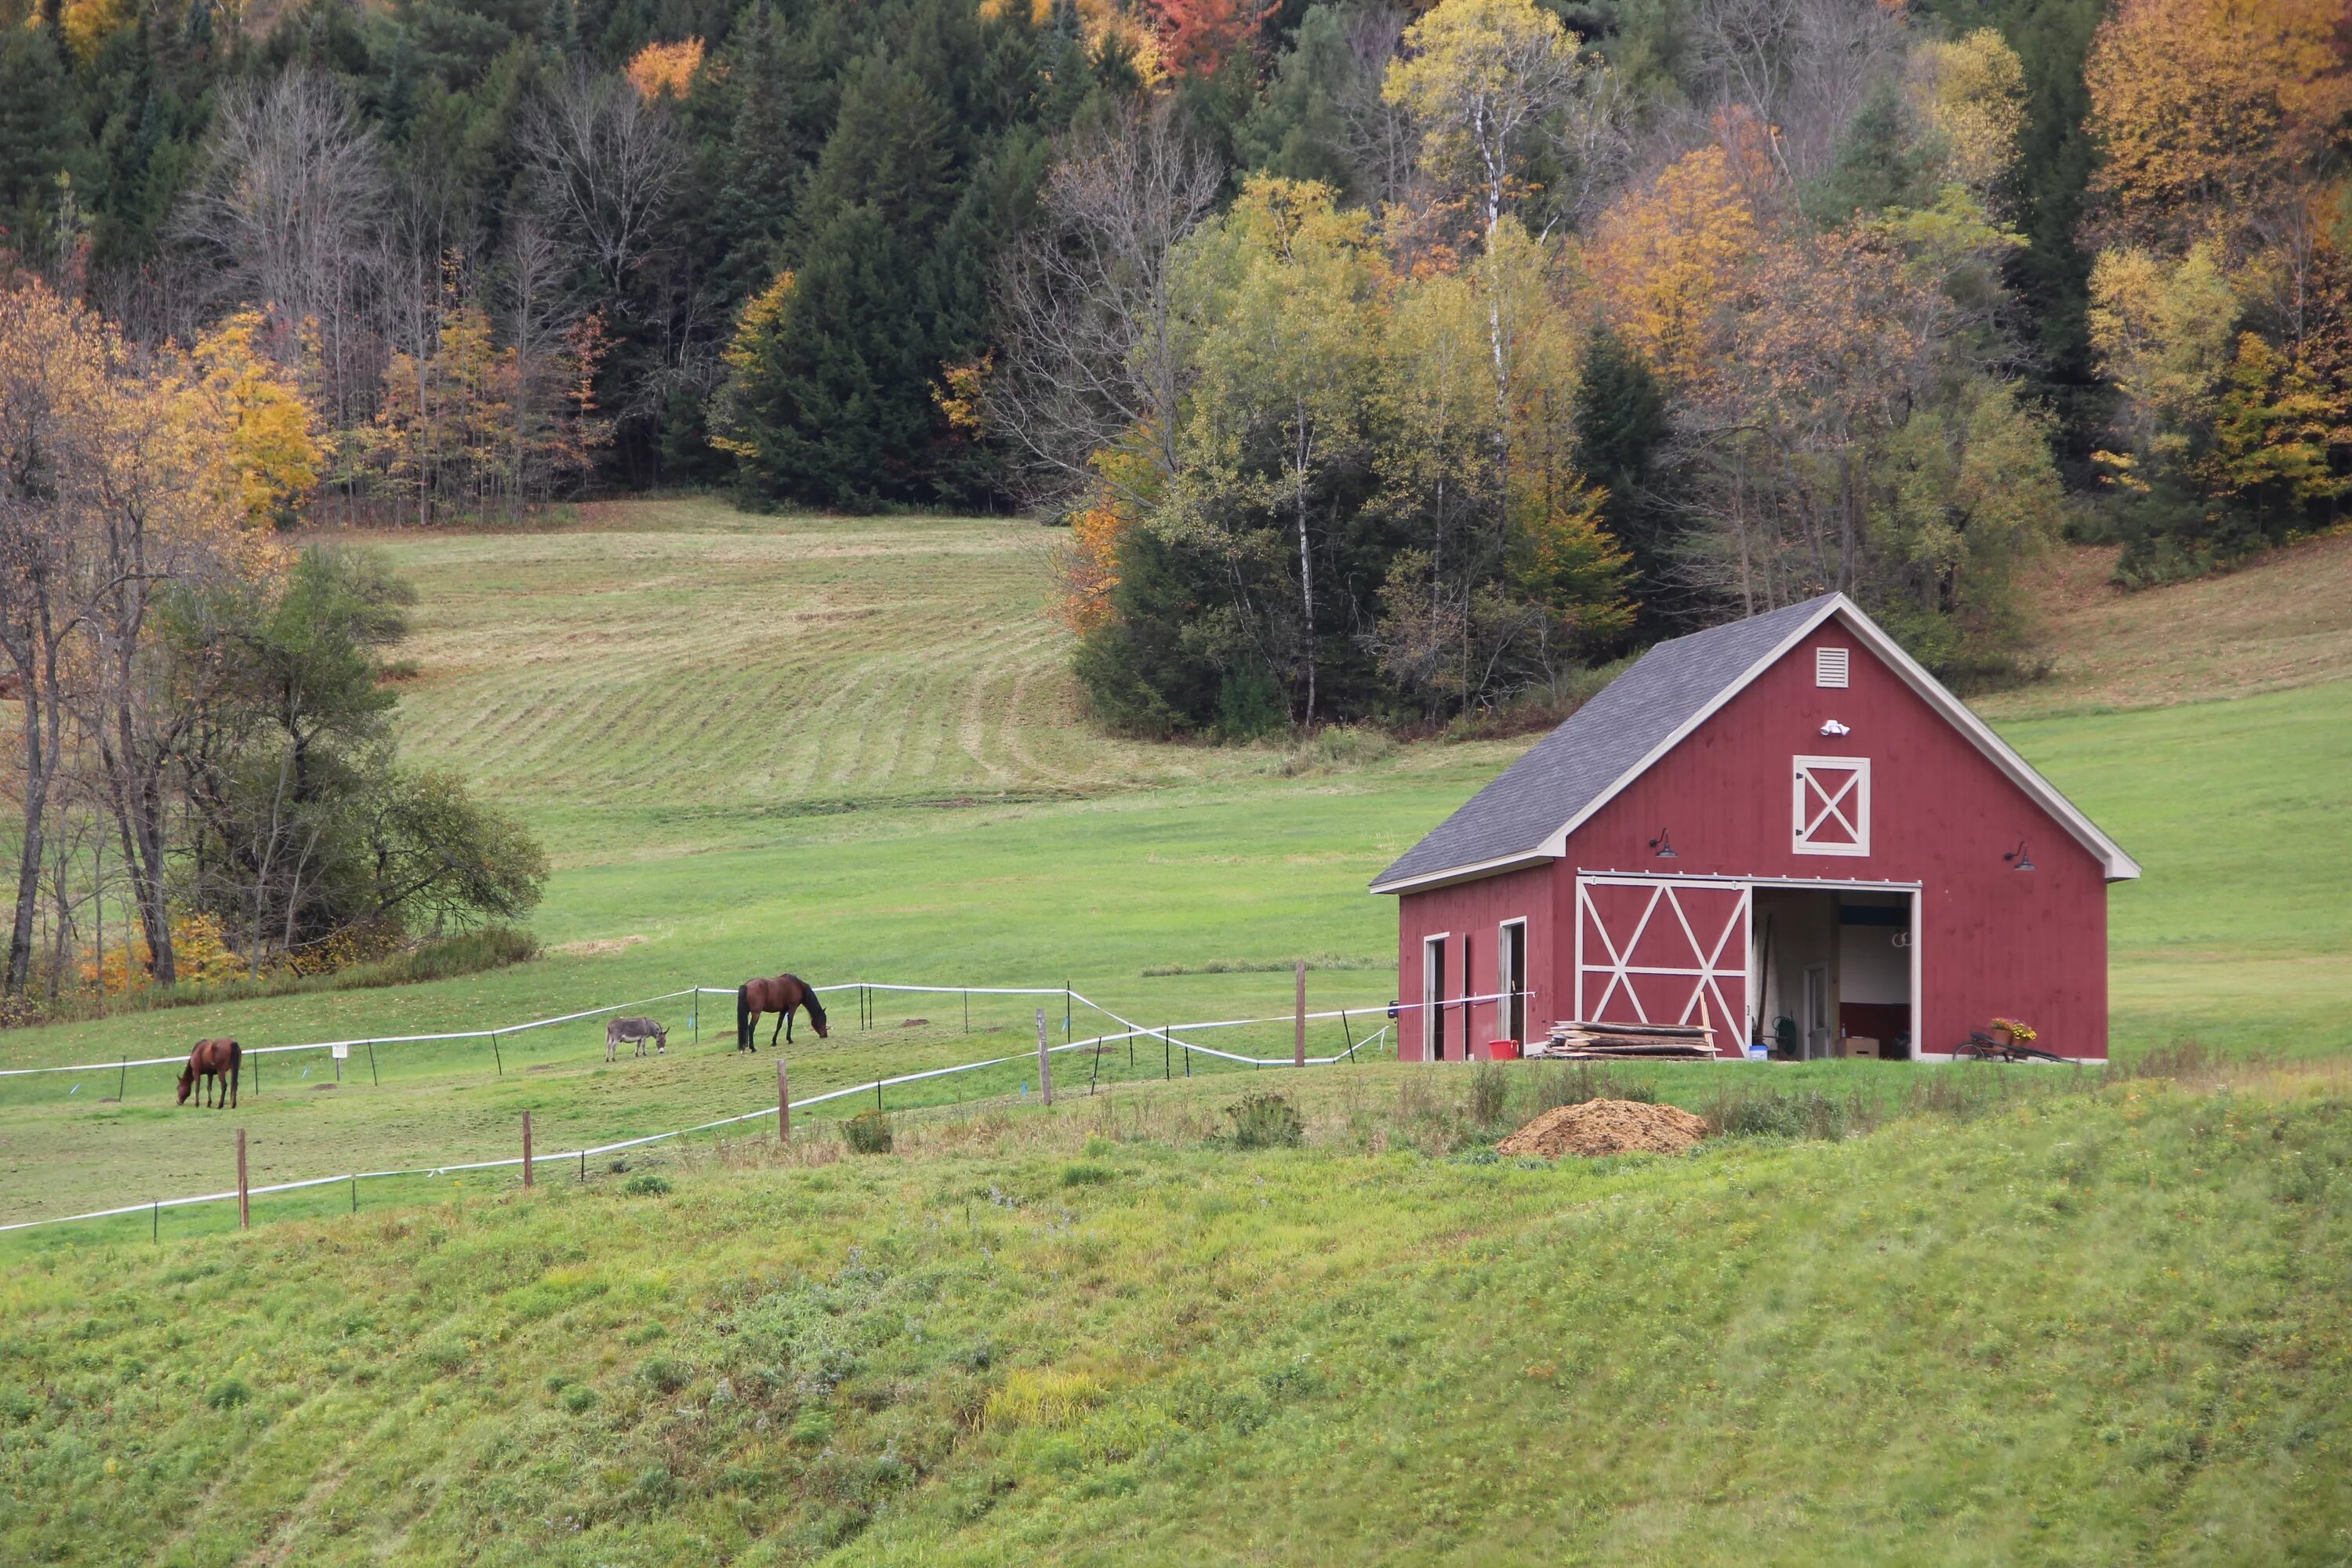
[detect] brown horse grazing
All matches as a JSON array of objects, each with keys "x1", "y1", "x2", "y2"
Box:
[
  {"x1": 178, "y1": 1038, "x2": 242, "y2": 1108},
  {"x1": 737, "y1": 975, "x2": 828, "y2": 1051}
]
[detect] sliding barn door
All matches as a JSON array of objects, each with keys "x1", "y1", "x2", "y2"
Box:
[{"x1": 1574, "y1": 877, "x2": 1751, "y2": 1056}]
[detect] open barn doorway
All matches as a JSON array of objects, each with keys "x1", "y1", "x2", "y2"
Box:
[{"x1": 1749, "y1": 887, "x2": 1915, "y2": 1060}]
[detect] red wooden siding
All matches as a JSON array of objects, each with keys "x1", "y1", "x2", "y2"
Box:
[
  {"x1": 1394, "y1": 863, "x2": 1551, "y2": 1060},
  {"x1": 1394, "y1": 616, "x2": 2114, "y2": 1061}
]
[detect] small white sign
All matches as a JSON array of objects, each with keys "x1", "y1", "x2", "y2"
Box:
[{"x1": 332, "y1": 1043, "x2": 350, "y2": 1062}]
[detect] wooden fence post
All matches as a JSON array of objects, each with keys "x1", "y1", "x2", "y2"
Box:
[
  {"x1": 1035, "y1": 1009, "x2": 1052, "y2": 1106},
  {"x1": 778, "y1": 1057, "x2": 790, "y2": 1142},
  {"x1": 235, "y1": 1130, "x2": 249, "y2": 1229},
  {"x1": 1294, "y1": 960, "x2": 1307, "y2": 1068},
  {"x1": 522, "y1": 1110, "x2": 534, "y2": 1189}
]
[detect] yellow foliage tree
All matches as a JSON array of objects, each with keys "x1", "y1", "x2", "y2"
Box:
[
  {"x1": 1584, "y1": 145, "x2": 1759, "y2": 389},
  {"x1": 1382, "y1": 0, "x2": 1581, "y2": 245},
  {"x1": 189, "y1": 310, "x2": 322, "y2": 528},
  {"x1": 1909, "y1": 28, "x2": 2027, "y2": 199},
  {"x1": 2085, "y1": 0, "x2": 2352, "y2": 245},
  {"x1": 376, "y1": 305, "x2": 521, "y2": 523},
  {"x1": 2086, "y1": 242, "x2": 2241, "y2": 483}
]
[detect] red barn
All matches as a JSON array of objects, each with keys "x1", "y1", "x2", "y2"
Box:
[{"x1": 1371, "y1": 593, "x2": 2138, "y2": 1063}]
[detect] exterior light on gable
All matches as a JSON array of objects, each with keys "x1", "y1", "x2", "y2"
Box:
[
  {"x1": 1648, "y1": 830, "x2": 1677, "y2": 859},
  {"x1": 2004, "y1": 840, "x2": 2035, "y2": 872},
  {"x1": 1820, "y1": 719, "x2": 1851, "y2": 736}
]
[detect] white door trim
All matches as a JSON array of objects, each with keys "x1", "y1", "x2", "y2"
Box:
[
  {"x1": 1574, "y1": 877, "x2": 1751, "y2": 1045},
  {"x1": 1421, "y1": 931, "x2": 1450, "y2": 1061},
  {"x1": 1498, "y1": 916, "x2": 1528, "y2": 1044}
]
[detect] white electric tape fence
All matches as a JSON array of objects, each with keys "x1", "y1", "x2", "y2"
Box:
[
  {"x1": 0, "y1": 978, "x2": 1564, "y2": 1236},
  {"x1": 0, "y1": 979, "x2": 1512, "y2": 1081}
]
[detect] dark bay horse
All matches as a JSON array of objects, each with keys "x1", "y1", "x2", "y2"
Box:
[
  {"x1": 737, "y1": 975, "x2": 828, "y2": 1051},
  {"x1": 178, "y1": 1038, "x2": 242, "y2": 1108}
]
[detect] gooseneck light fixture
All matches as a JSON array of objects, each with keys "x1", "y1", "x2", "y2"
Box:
[
  {"x1": 2003, "y1": 840, "x2": 2035, "y2": 872},
  {"x1": 1649, "y1": 830, "x2": 1678, "y2": 859}
]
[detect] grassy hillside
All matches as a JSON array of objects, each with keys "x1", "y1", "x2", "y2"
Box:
[
  {"x1": 372, "y1": 498, "x2": 1345, "y2": 858},
  {"x1": 5, "y1": 1062, "x2": 2347, "y2": 1566},
  {"x1": 1978, "y1": 532, "x2": 2352, "y2": 720}
]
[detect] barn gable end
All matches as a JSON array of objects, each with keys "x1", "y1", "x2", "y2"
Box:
[
  {"x1": 1380, "y1": 596, "x2": 2136, "y2": 1065},
  {"x1": 1372, "y1": 594, "x2": 2138, "y2": 895}
]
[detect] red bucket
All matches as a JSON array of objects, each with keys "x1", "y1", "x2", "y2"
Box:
[{"x1": 1485, "y1": 1038, "x2": 1522, "y2": 1062}]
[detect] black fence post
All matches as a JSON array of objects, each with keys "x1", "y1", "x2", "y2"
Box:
[
  {"x1": 492, "y1": 1033, "x2": 503, "y2": 1076},
  {"x1": 367, "y1": 1042, "x2": 379, "y2": 1087}
]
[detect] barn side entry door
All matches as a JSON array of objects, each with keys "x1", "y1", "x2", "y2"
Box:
[{"x1": 1573, "y1": 877, "x2": 1752, "y2": 1058}]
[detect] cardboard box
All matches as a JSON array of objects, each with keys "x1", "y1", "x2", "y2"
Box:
[{"x1": 1842, "y1": 1036, "x2": 1881, "y2": 1059}]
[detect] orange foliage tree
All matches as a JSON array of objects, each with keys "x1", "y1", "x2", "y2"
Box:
[
  {"x1": 1150, "y1": 0, "x2": 1270, "y2": 78},
  {"x1": 626, "y1": 38, "x2": 706, "y2": 100}
]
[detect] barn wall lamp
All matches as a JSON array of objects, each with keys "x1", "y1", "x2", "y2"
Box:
[
  {"x1": 1820, "y1": 719, "x2": 1851, "y2": 736},
  {"x1": 1649, "y1": 830, "x2": 1678, "y2": 859},
  {"x1": 2003, "y1": 840, "x2": 2035, "y2": 871}
]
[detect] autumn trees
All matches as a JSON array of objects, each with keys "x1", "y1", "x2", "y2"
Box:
[
  {"x1": 0, "y1": 275, "x2": 544, "y2": 1004},
  {"x1": 1002, "y1": 0, "x2": 2076, "y2": 732},
  {"x1": 2078, "y1": 0, "x2": 2352, "y2": 580}
]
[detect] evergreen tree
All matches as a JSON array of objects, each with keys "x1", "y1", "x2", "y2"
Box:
[
  {"x1": 1911, "y1": 0, "x2": 2110, "y2": 469},
  {"x1": 0, "y1": 24, "x2": 84, "y2": 252},
  {"x1": 1238, "y1": 4, "x2": 1360, "y2": 197},
  {"x1": 1571, "y1": 323, "x2": 1675, "y2": 631},
  {"x1": 717, "y1": 202, "x2": 942, "y2": 508},
  {"x1": 712, "y1": 2, "x2": 797, "y2": 304}
]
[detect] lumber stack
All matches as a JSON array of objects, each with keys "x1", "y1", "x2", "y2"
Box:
[{"x1": 1534, "y1": 1019, "x2": 1718, "y2": 1060}]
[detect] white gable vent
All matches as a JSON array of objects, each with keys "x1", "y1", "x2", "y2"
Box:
[{"x1": 1815, "y1": 647, "x2": 1850, "y2": 688}]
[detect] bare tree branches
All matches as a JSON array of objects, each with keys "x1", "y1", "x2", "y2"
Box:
[
  {"x1": 175, "y1": 71, "x2": 387, "y2": 348},
  {"x1": 524, "y1": 70, "x2": 687, "y2": 309},
  {"x1": 987, "y1": 100, "x2": 1225, "y2": 511}
]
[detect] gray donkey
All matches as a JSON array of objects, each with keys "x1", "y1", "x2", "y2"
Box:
[{"x1": 605, "y1": 1016, "x2": 669, "y2": 1061}]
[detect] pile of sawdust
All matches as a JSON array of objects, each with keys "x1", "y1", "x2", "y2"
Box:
[{"x1": 1496, "y1": 1098, "x2": 1709, "y2": 1158}]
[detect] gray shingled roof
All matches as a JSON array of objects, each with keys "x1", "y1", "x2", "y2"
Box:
[{"x1": 1372, "y1": 594, "x2": 1839, "y2": 891}]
